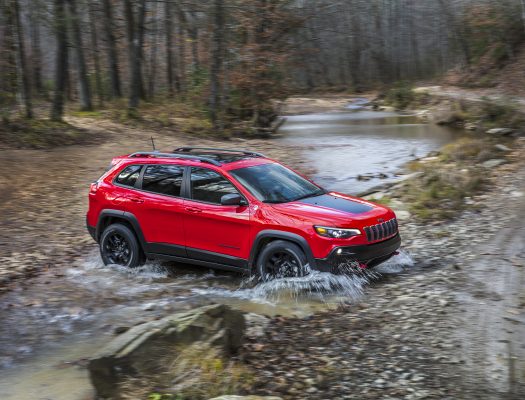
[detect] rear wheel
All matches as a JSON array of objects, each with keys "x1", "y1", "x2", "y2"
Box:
[
  {"x1": 100, "y1": 223, "x2": 144, "y2": 268},
  {"x1": 256, "y1": 240, "x2": 308, "y2": 281}
]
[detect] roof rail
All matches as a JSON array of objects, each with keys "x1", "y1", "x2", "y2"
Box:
[
  {"x1": 174, "y1": 146, "x2": 265, "y2": 158},
  {"x1": 127, "y1": 151, "x2": 221, "y2": 166}
]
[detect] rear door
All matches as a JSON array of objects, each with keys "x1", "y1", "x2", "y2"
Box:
[
  {"x1": 133, "y1": 164, "x2": 187, "y2": 256},
  {"x1": 183, "y1": 167, "x2": 251, "y2": 266}
]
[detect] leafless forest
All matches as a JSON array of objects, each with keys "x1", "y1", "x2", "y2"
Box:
[{"x1": 1, "y1": 0, "x2": 525, "y2": 129}]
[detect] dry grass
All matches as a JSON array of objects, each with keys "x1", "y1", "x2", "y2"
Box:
[
  {"x1": 397, "y1": 137, "x2": 504, "y2": 220},
  {"x1": 119, "y1": 344, "x2": 254, "y2": 400}
]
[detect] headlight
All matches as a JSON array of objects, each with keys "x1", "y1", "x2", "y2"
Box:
[{"x1": 314, "y1": 226, "x2": 361, "y2": 238}]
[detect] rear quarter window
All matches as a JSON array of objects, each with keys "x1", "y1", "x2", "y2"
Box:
[{"x1": 115, "y1": 165, "x2": 142, "y2": 187}]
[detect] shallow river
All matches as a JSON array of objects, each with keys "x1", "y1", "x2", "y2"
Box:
[
  {"x1": 0, "y1": 107, "x2": 461, "y2": 399},
  {"x1": 279, "y1": 110, "x2": 463, "y2": 194}
]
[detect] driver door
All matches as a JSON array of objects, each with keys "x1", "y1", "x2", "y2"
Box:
[{"x1": 183, "y1": 167, "x2": 251, "y2": 266}]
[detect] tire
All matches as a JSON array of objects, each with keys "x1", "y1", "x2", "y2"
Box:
[
  {"x1": 100, "y1": 223, "x2": 144, "y2": 268},
  {"x1": 256, "y1": 240, "x2": 308, "y2": 281}
]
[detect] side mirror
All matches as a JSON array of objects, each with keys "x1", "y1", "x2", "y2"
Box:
[{"x1": 220, "y1": 193, "x2": 246, "y2": 206}]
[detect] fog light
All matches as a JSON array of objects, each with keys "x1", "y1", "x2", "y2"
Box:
[{"x1": 336, "y1": 248, "x2": 343, "y2": 255}]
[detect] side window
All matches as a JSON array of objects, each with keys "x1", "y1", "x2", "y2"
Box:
[
  {"x1": 116, "y1": 165, "x2": 141, "y2": 187},
  {"x1": 142, "y1": 165, "x2": 184, "y2": 197},
  {"x1": 190, "y1": 167, "x2": 239, "y2": 204}
]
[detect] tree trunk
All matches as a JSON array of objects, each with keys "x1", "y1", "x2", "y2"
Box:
[
  {"x1": 13, "y1": 0, "x2": 32, "y2": 118},
  {"x1": 137, "y1": 0, "x2": 146, "y2": 100},
  {"x1": 209, "y1": 0, "x2": 224, "y2": 132},
  {"x1": 128, "y1": 0, "x2": 146, "y2": 114},
  {"x1": 68, "y1": 0, "x2": 92, "y2": 111},
  {"x1": 1, "y1": 0, "x2": 18, "y2": 115},
  {"x1": 88, "y1": 0, "x2": 103, "y2": 106},
  {"x1": 521, "y1": 0, "x2": 525, "y2": 33},
  {"x1": 51, "y1": 0, "x2": 68, "y2": 121},
  {"x1": 28, "y1": 3, "x2": 44, "y2": 96},
  {"x1": 165, "y1": 0, "x2": 175, "y2": 97},
  {"x1": 147, "y1": 0, "x2": 159, "y2": 98},
  {"x1": 177, "y1": 12, "x2": 186, "y2": 92},
  {"x1": 102, "y1": 0, "x2": 121, "y2": 98}
]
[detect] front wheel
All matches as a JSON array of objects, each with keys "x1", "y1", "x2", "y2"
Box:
[
  {"x1": 256, "y1": 240, "x2": 308, "y2": 281},
  {"x1": 100, "y1": 223, "x2": 144, "y2": 268}
]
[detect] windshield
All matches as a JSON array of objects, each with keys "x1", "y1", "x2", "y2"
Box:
[{"x1": 229, "y1": 163, "x2": 325, "y2": 203}]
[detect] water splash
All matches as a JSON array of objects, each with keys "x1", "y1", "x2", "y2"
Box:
[
  {"x1": 373, "y1": 250, "x2": 415, "y2": 274},
  {"x1": 192, "y1": 263, "x2": 379, "y2": 304}
]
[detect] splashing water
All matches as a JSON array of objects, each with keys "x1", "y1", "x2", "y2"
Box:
[
  {"x1": 191, "y1": 263, "x2": 381, "y2": 306},
  {"x1": 373, "y1": 250, "x2": 415, "y2": 274}
]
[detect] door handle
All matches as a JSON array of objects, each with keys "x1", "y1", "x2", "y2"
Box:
[
  {"x1": 185, "y1": 207, "x2": 202, "y2": 213},
  {"x1": 128, "y1": 196, "x2": 144, "y2": 204}
]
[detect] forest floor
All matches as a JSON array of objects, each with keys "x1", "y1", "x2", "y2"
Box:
[{"x1": 0, "y1": 92, "x2": 524, "y2": 399}]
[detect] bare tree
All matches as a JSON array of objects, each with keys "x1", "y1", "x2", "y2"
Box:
[
  {"x1": 209, "y1": 0, "x2": 224, "y2": 131},
  {"x1": 88, "y1": 0, "x2": 104, "y2": 106},
  {"x1": 28, "y1": 2, "x2": 44, "y2": 96},
  {"x1": 51, "y1": 0, "x2": 68, "y2": 121},
  {"x1": 127, "y1": 0, "x2": 147, "y2": 114},
  {"x1": 165, "y1": 0, "x2": 175, "y2": 97},
  {"x1": 13, "y1": 0, "x2": 32, "y2": 118},
  {"x1": 68, "y1": 0, "x2": 93, "y2": 111},
  {"x1": 102, "y1": 0, "x2": 121, "y2": 98}
]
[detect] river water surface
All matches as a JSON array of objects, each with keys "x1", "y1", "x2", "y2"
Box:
[
  {"x1": 279, "y1": 110, "x2": 463, "y2": 194},
  {"x1": 0, "y1": 107, "x2": 461, "y2": 399}
]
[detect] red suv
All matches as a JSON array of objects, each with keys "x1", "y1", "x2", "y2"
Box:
[{"x1": 86, "y1": 147, "x2": 400, "y2": 279}]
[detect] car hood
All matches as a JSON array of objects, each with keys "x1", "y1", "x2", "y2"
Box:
[{"x1": 270, "y1": 192, "x2": 394, "y2": 226}]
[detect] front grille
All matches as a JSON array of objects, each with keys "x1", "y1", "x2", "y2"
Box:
[{"x1": 364, "y1": 218, "x2": 398, "y2": 242}]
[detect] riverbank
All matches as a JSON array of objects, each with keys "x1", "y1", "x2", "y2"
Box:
[{"x1": 235, "y1": 137, "x2": 525, "y2": 399}]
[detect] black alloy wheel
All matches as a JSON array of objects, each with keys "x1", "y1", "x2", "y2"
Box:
[
  {"x1": 256, "y1": 240, "x2": 308, "y2": 281},
  {"x1": 100, "y1": 223, "x2": 144, "y2": 268}
]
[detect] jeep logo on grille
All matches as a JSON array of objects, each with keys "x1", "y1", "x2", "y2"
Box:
[{"x1": 377, "y1": 218, "x2": 384, "y2": 223}]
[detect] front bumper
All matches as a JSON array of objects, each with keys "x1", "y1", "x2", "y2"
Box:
[{"x1": 313, "y1": 233, "x2": 401, "y2": 272}]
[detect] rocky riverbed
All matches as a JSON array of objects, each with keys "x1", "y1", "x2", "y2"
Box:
[
  {"x1": 1, "y1": 98, "x2": 524, "y2": 399},
  {"x1": 236, "y1": 138, "x2": 525, "y2": 399}
]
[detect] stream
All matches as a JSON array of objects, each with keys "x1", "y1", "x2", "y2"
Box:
[
  {"x1": 279, "y1": 109, "x2": 464, "y2": 194},
  {"x1": 0, "y1": 106, "x2": 463, "y2": 399}
]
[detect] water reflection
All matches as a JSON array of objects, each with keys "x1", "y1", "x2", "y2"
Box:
[{"x1": 279, "y1": 110, "x2": 464, "y2": 194}]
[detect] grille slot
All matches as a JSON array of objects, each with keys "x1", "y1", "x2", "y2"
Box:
[{"x1": 364, "y1": 218, "x2": 398, "y2": 242}]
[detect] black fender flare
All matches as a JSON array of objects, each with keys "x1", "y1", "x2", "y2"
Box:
[
  {"x1": 248, "y1": 229, "x2": 317, "y2": 270},
  {"x1": 96, "y1": 209, "x2": 146, "y2": 248}
]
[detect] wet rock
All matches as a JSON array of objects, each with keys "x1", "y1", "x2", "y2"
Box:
[
  {"x1": 482, "y1": 159, "x2": 507, "y2": 169},
  {"x1": 113, "y1": 326, "x2": 130, "y2": 335},
  {"x1": 395, "y1": 210, "x2": 411, "y2": 221},
  {"x1": 88, "y1": 304, "x2": 245, "y2": 399},
  {"x1": 464, "y1": 122, "x2": 477, "y2": 131},
  {"x1": 486, "y1": 128, "x2": 514, "y2": 135},
  {"x1": 245, "y1": 313, "x2": 270, "y2": 338},
  {"x1": 494, "y1": 144, "x2": 511, "y2": 152}
]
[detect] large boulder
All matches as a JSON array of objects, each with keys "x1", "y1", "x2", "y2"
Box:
[{"x1": 89, "y1": 304, "x2": 245, "y2": 399}]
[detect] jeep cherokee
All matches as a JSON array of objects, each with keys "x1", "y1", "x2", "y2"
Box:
[{"x1": 86, "y1": 147, "x2": 401, "y2": 280}]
